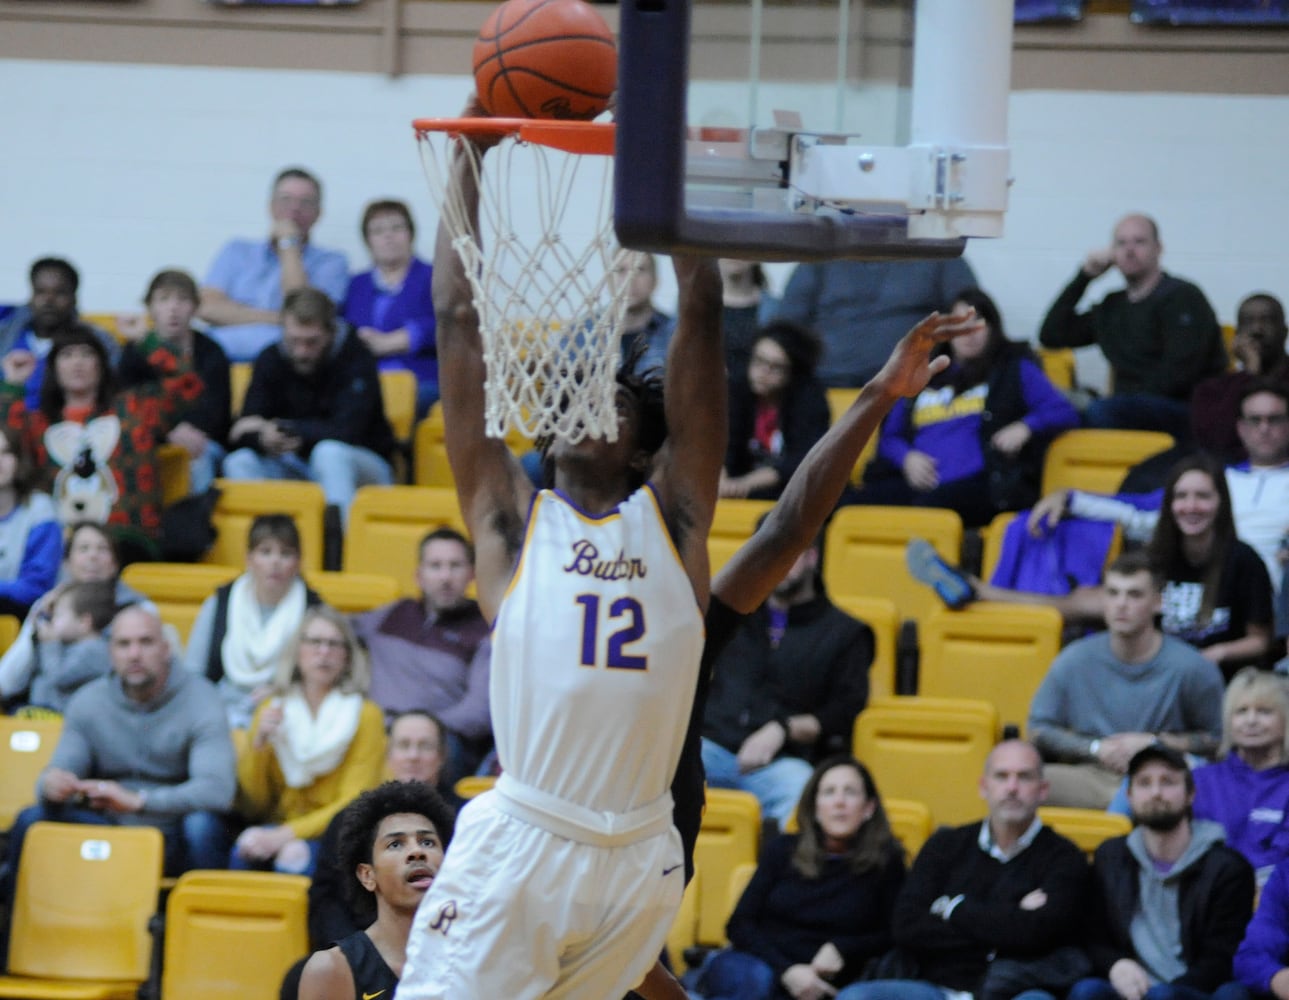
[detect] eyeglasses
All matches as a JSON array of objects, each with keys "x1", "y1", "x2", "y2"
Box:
[
  {"x1": 301, "y1": 635, "x2": 347, "y2": 651},
  {"x1": 1240, "y1": 414, "x2": 1289, "y2": 427},
  {"x1": 749, "y1": 354, "x2": 791, "y2": 374}
]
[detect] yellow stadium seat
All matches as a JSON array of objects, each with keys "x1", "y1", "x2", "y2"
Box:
[
  {"x1": 853, "y1": 696, "x2": 999, "y2": 827},
  {"x1": 724, "y1": 861, "x2": 756, "y2": 922},
  {"x1": 979, "y1": 511, "x2": 1016, "y2": 583},
  {"x1": 1222, "y1": 323, "x2": 1236, "y2": 368},
  {"x1": 694, "y1": 789, "x2": 761, "y2": 946},
  {"x1": 204, "y1": 479, "x2": 327, "y2": 572},
  {"x1": 161, "y1": 870, "x2": 310, "y2": 1000},
  {"x1": 80, "y1": 313, "x2": 126, "y2": 342},
  {"x1": 380, "y1": 370, "x2": 418, "y2": 441},
  {"x1": 305, "y1": 570, "x2": 401, "y2": 614},
  {"x1": 413, "y1": 403, "x2": 534, "y2": 490},
  {"x1": 1036, "y1": 348, "x2": 1077, "y2": 390},
  {"x1": 1040, "y1": 429, "x2": 1174, "y2": 497},
  {"x1": 157, "y1": 443, "x2": 191, "y2": 506},
  {"x1": 0, "y1": 822, "x2": 163, "y2": 998},
  {"x1": 0, "y1": 613, "x2": 20, "y2": 655},
  {"x1": 1038, "y1": 806, "x2": 1131, "y2": 862},
  {"x1": 884, "y1": 797, "x2": 934, "y2": 861},
  {"x1": 823, "y1": 506, "x2": 963, "y2": 628},
  {"x1": 824, "y1": 387, "x2": 879, "y2": 485},
  {"x1": 708, "y1": 499, "x2": 775, "y2": 578},
  {"x1": 830, "y1": 595, "x2": 898, "y2": 701},
  {"x1": 119, "y1": 563, "x2": 240, "y2": 645},
  {"x1": 918, "y1": 602, "x2": 1064, "y2": 732},
  {"x1": 342, "y1": 486, "x2": 469, "y2": 596},
  {"x1": 0, "y1": 717, "x2": 61, "y2": 832},
  {"x1": 454, "y1": 775, "x2": 497, "y2": 800},
  {"x1": 666, "y1": 870, "x2": 701, "y2": 973},
  {"x1": 230, "y1": 362, "x2": 252, "y2": 417}
]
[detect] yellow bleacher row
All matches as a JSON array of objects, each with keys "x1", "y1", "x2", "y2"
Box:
[
  {"x1": 450, "y1": 730, "x2": 1132, "y2": 974},
  {"x1": 0, "y1": 812, "x2": 309, "y2": 998},
  {"x1": 0, "y1": 348, "x2": 1167, "y2": 993}
]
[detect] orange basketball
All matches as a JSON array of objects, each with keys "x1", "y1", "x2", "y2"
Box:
[{"x1": 473, "y1": 0, "x2": 617, "y2": 121}]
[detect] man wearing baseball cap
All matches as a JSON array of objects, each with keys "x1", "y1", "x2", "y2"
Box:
[{"x1": 1075, "y1": 745, "x2": 1254, "y2": 1000}]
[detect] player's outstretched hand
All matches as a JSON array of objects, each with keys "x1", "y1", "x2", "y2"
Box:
[
  {"x1": 871, "y1": 309, "x2": 985, "y2": 401},
  {"x1": 453, "y1": 93, "x2": 506, "y2": 154}
]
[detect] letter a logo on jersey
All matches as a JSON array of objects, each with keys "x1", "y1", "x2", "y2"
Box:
[{"x1": 430, "y1": 900, "x2": 458, "y2": 935}]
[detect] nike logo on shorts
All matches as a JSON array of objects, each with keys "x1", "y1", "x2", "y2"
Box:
[
  {"x1": 363, "y1": 992, "x2": 386, "y2": 999},
  {"x1": 661, "y1": 864, "x2": 682, "y2": 876}
]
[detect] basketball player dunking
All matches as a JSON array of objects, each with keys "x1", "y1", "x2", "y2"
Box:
[{"x1": 395, "y1": 104, "x2": 726, "y2": 999}]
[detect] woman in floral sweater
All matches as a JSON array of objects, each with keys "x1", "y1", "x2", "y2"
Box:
[{"x1": 0, "y1": 324, "x2": 203, "y2": 562}]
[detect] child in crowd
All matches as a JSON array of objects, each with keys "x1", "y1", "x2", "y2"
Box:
[{"x1": 23, "y1": 579, "x2": 117, "y2": 714}]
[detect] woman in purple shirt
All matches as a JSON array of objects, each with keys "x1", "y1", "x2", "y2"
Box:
[
  {"x1": 1194, "y1": 667, "x2": 1289, "y2": 888},
  {"x1": 852, "y1": 288, "x2": 1079, "y2": 527},
  {"x1": 343, "y1": 200, "x2": 438, "y2": 417}
]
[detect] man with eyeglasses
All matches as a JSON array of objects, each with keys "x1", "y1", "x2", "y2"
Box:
[{"x1": 199, "y1": 166, "x2": 349, "y2": 363}]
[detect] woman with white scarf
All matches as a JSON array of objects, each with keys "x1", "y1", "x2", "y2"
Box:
[
  {"x1": 233, "y1": 605, "x2": 386, "y2": 874},
  {"x1": 185, "y1": 514, "x2": 320, "y2": 729}
]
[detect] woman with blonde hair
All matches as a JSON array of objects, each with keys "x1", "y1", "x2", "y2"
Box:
[
  {"x1": 233, "y1": 606, "x2": 386, "y2": 875},
  {"x1": 1192, "y1": 667, "x2": 1289, "y2": 886}
]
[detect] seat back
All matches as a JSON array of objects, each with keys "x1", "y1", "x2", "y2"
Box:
[
  {"x1": 413, "y1": 404, "x2": 533, "y2": 489},
  {"x1": 120, "y1": 563, "x2": 241, "y2": 645},
  {"x1": 0, "y1": 718, "x2": 62, "y2": 832},
  {"x1": 824, "y1": 387, "x2": 879, "y2": 484},
  {"x1": 917, "y1": 602, "x2": 1064, "y2": 732},
  {"x1": 343, "y1": 486, "x2": 469, "y2": 595},
  {"x1": 158, "y1": 443, "x2": 191, "y2": 506},
  {"x1": 0, "y1": 613, "x2": 20, "y2": 655},
  {"x1": 230, "y1": 362, "x2": 253, "y2": 416},
  {"x1": 1040, "y1": 429, "x2": 1175, "y2": 496},
  {"x1": 883, "y1": 797, "x2": 934, "y2": 861},
  {"x1": 979, "y1": 511, "x2": 1015, "y2": 583},
  {"x1": 853, "y1": 696, "x2": 999, "y2": 826},
  {"x1": 666, "y1": 870, "x2": 701, "y2": 973},
  {"x1": 204, "y1": 480, "x2": 327, "y2": 572},
  {"x1": 694, "y1": 788, "x2": 760, "y2": 946},
  {"x1": 708, "y1": 499, "x2": 775, "y2": 579},
  {"x1": 9, "y1": 822, "x2": 163, "y2": 981},
  {"x1": 305, "y1": 571, "x2": 402, "y2": 613},
  {"x1": 823, "y1": 506, "x2": 963, "y2": 628},
  {"x1": 1037, "y1": 806, "x2": 1132, "y2": 862},
  {"x1": 453, "y1": 775, "x2": 497, "y2": 801},
  {"x1": 830, "y1": 595, "x2": 898, "y2": 700},
  {"x1": 380, "y1": 370, "x2": 418, "y2": 441},
  {"x1": 161, "y1": 870, "x2": 310, "y2": 1000},
  {"x1": 1036, "y1": 348, "x2": 1077, "y2": 390}
]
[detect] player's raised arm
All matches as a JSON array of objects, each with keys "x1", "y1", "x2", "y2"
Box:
[
  {"x1": 652, "y1": 255, "x2": 727, "y2": 607},
  {"x1": 715, "y1": 309, "x2": 984, "y2": 613},
  {"x1": 433, "y1": 127, "x2": 535, "y2": 619}
]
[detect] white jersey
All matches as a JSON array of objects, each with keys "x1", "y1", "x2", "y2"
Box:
[{"x1": 490, "y1": 484, "x2": 705, "y2": 816}]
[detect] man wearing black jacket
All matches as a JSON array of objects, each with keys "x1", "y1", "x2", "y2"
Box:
[
  {"x1": 223, "y1": 287, "x2": 395, "y2": 525},
  {"x1": 1072, "y1": 745, "x2": 1253, "y2": 1000},
  {"x1": 700, "y1": 535, "x2": 873, "y2": 830},
  {"x1": 837, "y1": 740, "x2": 1088, "y2": 1000}
]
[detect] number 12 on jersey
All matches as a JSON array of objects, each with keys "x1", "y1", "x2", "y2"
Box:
[{"x1": 575, "y1": 594, "x2": 647, "y2": 670}]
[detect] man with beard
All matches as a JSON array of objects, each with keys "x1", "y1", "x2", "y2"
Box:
[
  {"x1": 0, "y1": 257, "x2": 118, "y2": 406},
  {"x1": 699, "y1": 532, "x2": 873, "y2": 830},
  {"x1": 1074, "y1": 745, "x2": 1254, "y2": 1000}
]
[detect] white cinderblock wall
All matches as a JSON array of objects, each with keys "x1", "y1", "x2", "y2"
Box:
[{"x1": 2, "y1": 60, "x2": 1287, "y2": 391}]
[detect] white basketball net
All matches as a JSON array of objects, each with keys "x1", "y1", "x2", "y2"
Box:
[{"x1": 417, "y1": 126, "x2": 630, "y2": 443}]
